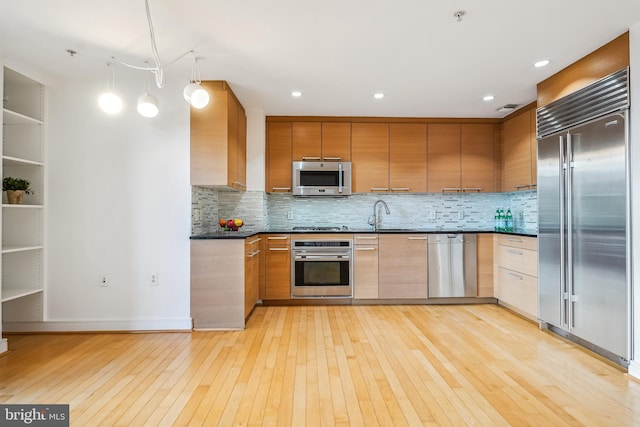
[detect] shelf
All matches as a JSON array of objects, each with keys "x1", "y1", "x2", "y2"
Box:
[
  {"x1": 2, "y1": 108, "x2": 43, "y2": 125},
  {"x1": 1, "y1": 287, "x2": 44, "y2": 303},
  {"x1": 2, "y1": 245, "x2": 43, "y2": 254},
  {"x1": 2, "y1": 155, "x2": 44, "y2": 167}
]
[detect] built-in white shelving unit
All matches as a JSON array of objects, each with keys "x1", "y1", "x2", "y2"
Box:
[{"x1": 1, "y1": 66, "x2": 46, "y2": 346}]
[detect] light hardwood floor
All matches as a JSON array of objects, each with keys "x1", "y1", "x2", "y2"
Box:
[{"x1": 1, "y1": 304, "x2": 639, "y2": 426}]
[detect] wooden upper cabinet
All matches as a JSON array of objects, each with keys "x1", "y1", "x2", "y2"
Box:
[
  {"x1": 502, "y1": 108, "x2": 535, "y2": 192},
  {"x1": 461, "y1": 124, "x2": 496, "y2": 192},
  {"x1": 292, "y1": 122, "x2": 351, "y2": 161},
  {"x1": 427, "y1": 124, "x2": 461, "y2": 192},
  {"x1": 266, "y1": 122, "x2": 293, "y2": 192},
  {"x1": 191, "y1": 81, "x2": 246, "y2": 190},
  {"x1": 321, "y1": 122, "x2": 351, "y2": 161},
  {"x1": 292, "y1": 122, "x2": 322, "y2": 161},
  {"x1": 530, "y1": 111, "x2": 537, "y2": 187},
  {"x1": 351, "y1": 123, "x2": 389, "y2": 192},
  {"x1": 389, "y1": 123, "x2": 427, "y2": 192}
]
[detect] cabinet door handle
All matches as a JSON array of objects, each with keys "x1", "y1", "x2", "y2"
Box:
[
  {"x1": 507, "y1": 249, "x2": 523, "y2": 255},
  {"x1": 442, "y1": 188, "x2": 461, "y2": 192},
  {"x1": 269, "y1": 247, "x2": 289, "y2": 251},
  {"x1": 391, "y1": 187, "x2": 410, "y2": 191},
  {"x1": 268, "y1": 236, "x2": 289, "y2": 240},
  {"x1": 355, "y1": 247, "x2": 377, "y2": 251},
  {"x1": 356, "y1": 236, "x2": 378, "y2": 240},
  {"x1": 233, "y1": 182, "x2": 247, "y2": 188},
  {"x1": 515, "y1": 184, "x2": 532, "y2": 189},
  {"x1": 506, "y1": 272, "x2": 523, "y2": 280},
  {"x1": 462, "y1": 188, "x2": 481, "y2": 192},
  {"x1": 247, "y1": 238, "x2": 262, "y2": 245},
  {"x1": 302, "y1": 156, "x2": 321, "y2": 161},
  {"x1": 506, "y1": 238, "x2": 523, "y2": 243},
  {"x1": 408, "y1": 236, "x2": 428, "y2": 240},
  {"x1": 322, "y1": 157, "x2": 341, "y2": 161},
  {"x1": 370, "y1": 187, "x2": 389, "y2": 192},
  {"x1": 248, "y1": 250, "x2": 261, "y2": 257}
]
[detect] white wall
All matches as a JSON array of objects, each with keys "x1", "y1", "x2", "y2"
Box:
[
  {"x1": 44, "y1": 75, "x2": 192, "y2": 330},
  {"x1": 629, "y1": 23, "x2": 640, "y2": 377}
]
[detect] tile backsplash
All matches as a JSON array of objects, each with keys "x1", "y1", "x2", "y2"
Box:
[{"x1": 192, "y1": 188, "x2": 538, "y2": 234}]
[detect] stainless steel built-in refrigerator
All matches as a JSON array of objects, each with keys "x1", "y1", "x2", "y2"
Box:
[{"x1": 537, "y1": 68, "x2": 630, "y2": 364}]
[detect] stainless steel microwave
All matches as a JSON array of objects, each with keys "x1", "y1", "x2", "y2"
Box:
[{"x1": 292, "y1": 161, "x2": 352, "y2": 196}]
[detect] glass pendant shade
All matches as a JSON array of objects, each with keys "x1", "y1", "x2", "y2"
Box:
[
  {"x1": 98, "y1": 91, "x2": 123, "y2": 114},
  {"x1": 137, "y1": 93, "x2": 159, "y2": 118}
]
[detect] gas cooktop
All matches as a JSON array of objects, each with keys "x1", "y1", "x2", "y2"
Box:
[{"x1": 292, "y1": 226, "x2": 349, "y2": 231}]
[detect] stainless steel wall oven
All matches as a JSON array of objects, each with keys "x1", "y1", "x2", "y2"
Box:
[{"x1": 291, "y1": 238, "x2": 353, "y2": 298}]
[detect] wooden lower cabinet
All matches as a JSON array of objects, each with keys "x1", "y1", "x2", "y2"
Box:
[
  {"x1": 494, "y1": 235, "x2": 538, "y2": 318},
  {"x1": 378, "y1": 234, "x2": 428, "y2": 298},
  {"x1": 244, "y1": 236, "x2": 262, "y2": 318},
  {"x1": 476, "y1": 234, "x2": 494, "y2": 297},
  {"x1": 353, "y1": 234, "x2": 379, "y2": 299},
  {"x1": 264, "y1": 234, "x2": 291, "y2": 300}
]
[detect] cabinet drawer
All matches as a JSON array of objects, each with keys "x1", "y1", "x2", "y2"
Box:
[
  {"x1": 265, "y1": 234, "x2": 290, "y2": 248},
  {"x1": 496, "y1": 245, "x2": 537, "y2": 277},
  {"x1": 496, "y1": 235, "x2": 537, "y2": 251},
  {"x1": 354, "y1": 234, "x2": 379, "y2": 245},
  {"x1": 496, "y1": 267, "x2": 537, "y2": 318}
]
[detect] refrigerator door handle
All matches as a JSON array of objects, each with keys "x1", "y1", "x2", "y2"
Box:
[
  {"x1": 566, "y1": 132, "x2": 574, "y2": 330},
  {"x1": 559, "y1": 134, "x2": 568, "y2": 328}
]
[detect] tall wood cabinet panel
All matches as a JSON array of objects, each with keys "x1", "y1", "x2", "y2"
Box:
[
  {"x1": 191, "y1": 81, "x2": 246, "y2": 191},
  {"x1": 1, "y1": 67, "x2": 46, "y2": 344},
  {"x1": 351, "y1": 123, "x2": 389, "y2": 192},
  {"x1": 321, "y1": 122, "x2": 351, "y2": 161},
  {"x1": 378, "y1": 234, "x2": 428, "y2": 298},
  {"x1": 266, "y1": 122, "x2": 293, "y2": 193},
  {"x1": 427, "y1": 124, "x2": 461, "y2": 192},
  {"x1": 389, "y1": 123, "x2": 427, "y2": 192},
  {"x1": 461, "y1": 124, "x2": 496, "y2": 192},
  {"x1": 502, "y1": 108, "x2": 536, "y2": 192}
]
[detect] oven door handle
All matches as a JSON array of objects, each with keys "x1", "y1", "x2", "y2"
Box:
[{"x1": 294, "y1": 254, "x2": 351, "y2": 260}]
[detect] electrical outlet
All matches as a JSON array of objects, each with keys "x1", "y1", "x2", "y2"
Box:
[
  {"x1": 151, "y1": 273, "x2": 158, "y2": 286},
  {"x1": 100, "y1": 276, "x2": 108, "y2": 287},
  {"x1": 429, "y1": 210, "x2": 437, "y2": 220},
  {"x1": 287, "y1": 211, "x2": 293, "y2": 220},
  {"x1": 458, "y1": 211, "x2": 464, "y2": 220}
]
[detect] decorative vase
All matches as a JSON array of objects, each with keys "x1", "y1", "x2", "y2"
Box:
[{"x1": 6, "y1": 190, "x2": 24, "y2": 204}]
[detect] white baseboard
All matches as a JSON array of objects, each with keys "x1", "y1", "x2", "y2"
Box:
[
  {"x1": 628, "y1": 360, "x2": 640, "y2": 379},
  {"x1": 2, "y1": 318, "x2": 193, "y2": 333}
]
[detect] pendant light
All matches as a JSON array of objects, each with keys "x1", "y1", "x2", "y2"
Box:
[
  {"x1": 137, "y1": 68, "x2": 159, "y2": 118},
  {"x1": 98, "y1": 62, "x2": 123, "y2": 114},
  {"x1": 184, "y1": 54, "x2": 210, "y2": 109}
]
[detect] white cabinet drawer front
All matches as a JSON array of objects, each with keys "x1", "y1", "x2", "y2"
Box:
[
  {"x1": 496, "y1": 245, "x2": 537, "y2": 277},
  {"x1": 497, "y1": 267, "x2": 538, "y2": 318}
]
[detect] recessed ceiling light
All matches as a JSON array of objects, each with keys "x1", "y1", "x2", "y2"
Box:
[
  {"x1": 534, "y1": 59, "x2": 550, "y2": 68},
  {"x1": 291, "y1": 91, "x2": 302, "y2": 97},
  {"x1": 483, "y1": 95, "x2": 495, "y2": 102},
  {"x1": 374, "y1": 93, "x2": 384, "y2": 99}
]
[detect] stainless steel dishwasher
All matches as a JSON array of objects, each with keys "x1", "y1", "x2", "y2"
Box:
[{"x1": 428, "y1": 234, "x2": 477, "y2": 297}]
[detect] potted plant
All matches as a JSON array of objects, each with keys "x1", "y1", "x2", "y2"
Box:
[{"x1": 3, "y1": 177, "x2": 32, "y2": 204}]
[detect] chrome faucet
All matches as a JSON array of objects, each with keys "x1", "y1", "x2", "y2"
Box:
[{"x1": 368, "y1": 199, "x2": 391, "y2": 231}]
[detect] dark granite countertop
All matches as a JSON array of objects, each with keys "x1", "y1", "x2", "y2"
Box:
[{"x1": 190, "y1": 228, "x2": 537, "y2": 239}]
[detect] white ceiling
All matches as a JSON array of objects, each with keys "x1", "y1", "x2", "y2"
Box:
[{"x1": 1, "y1": 0, "x2": 640, "y2": 118}]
